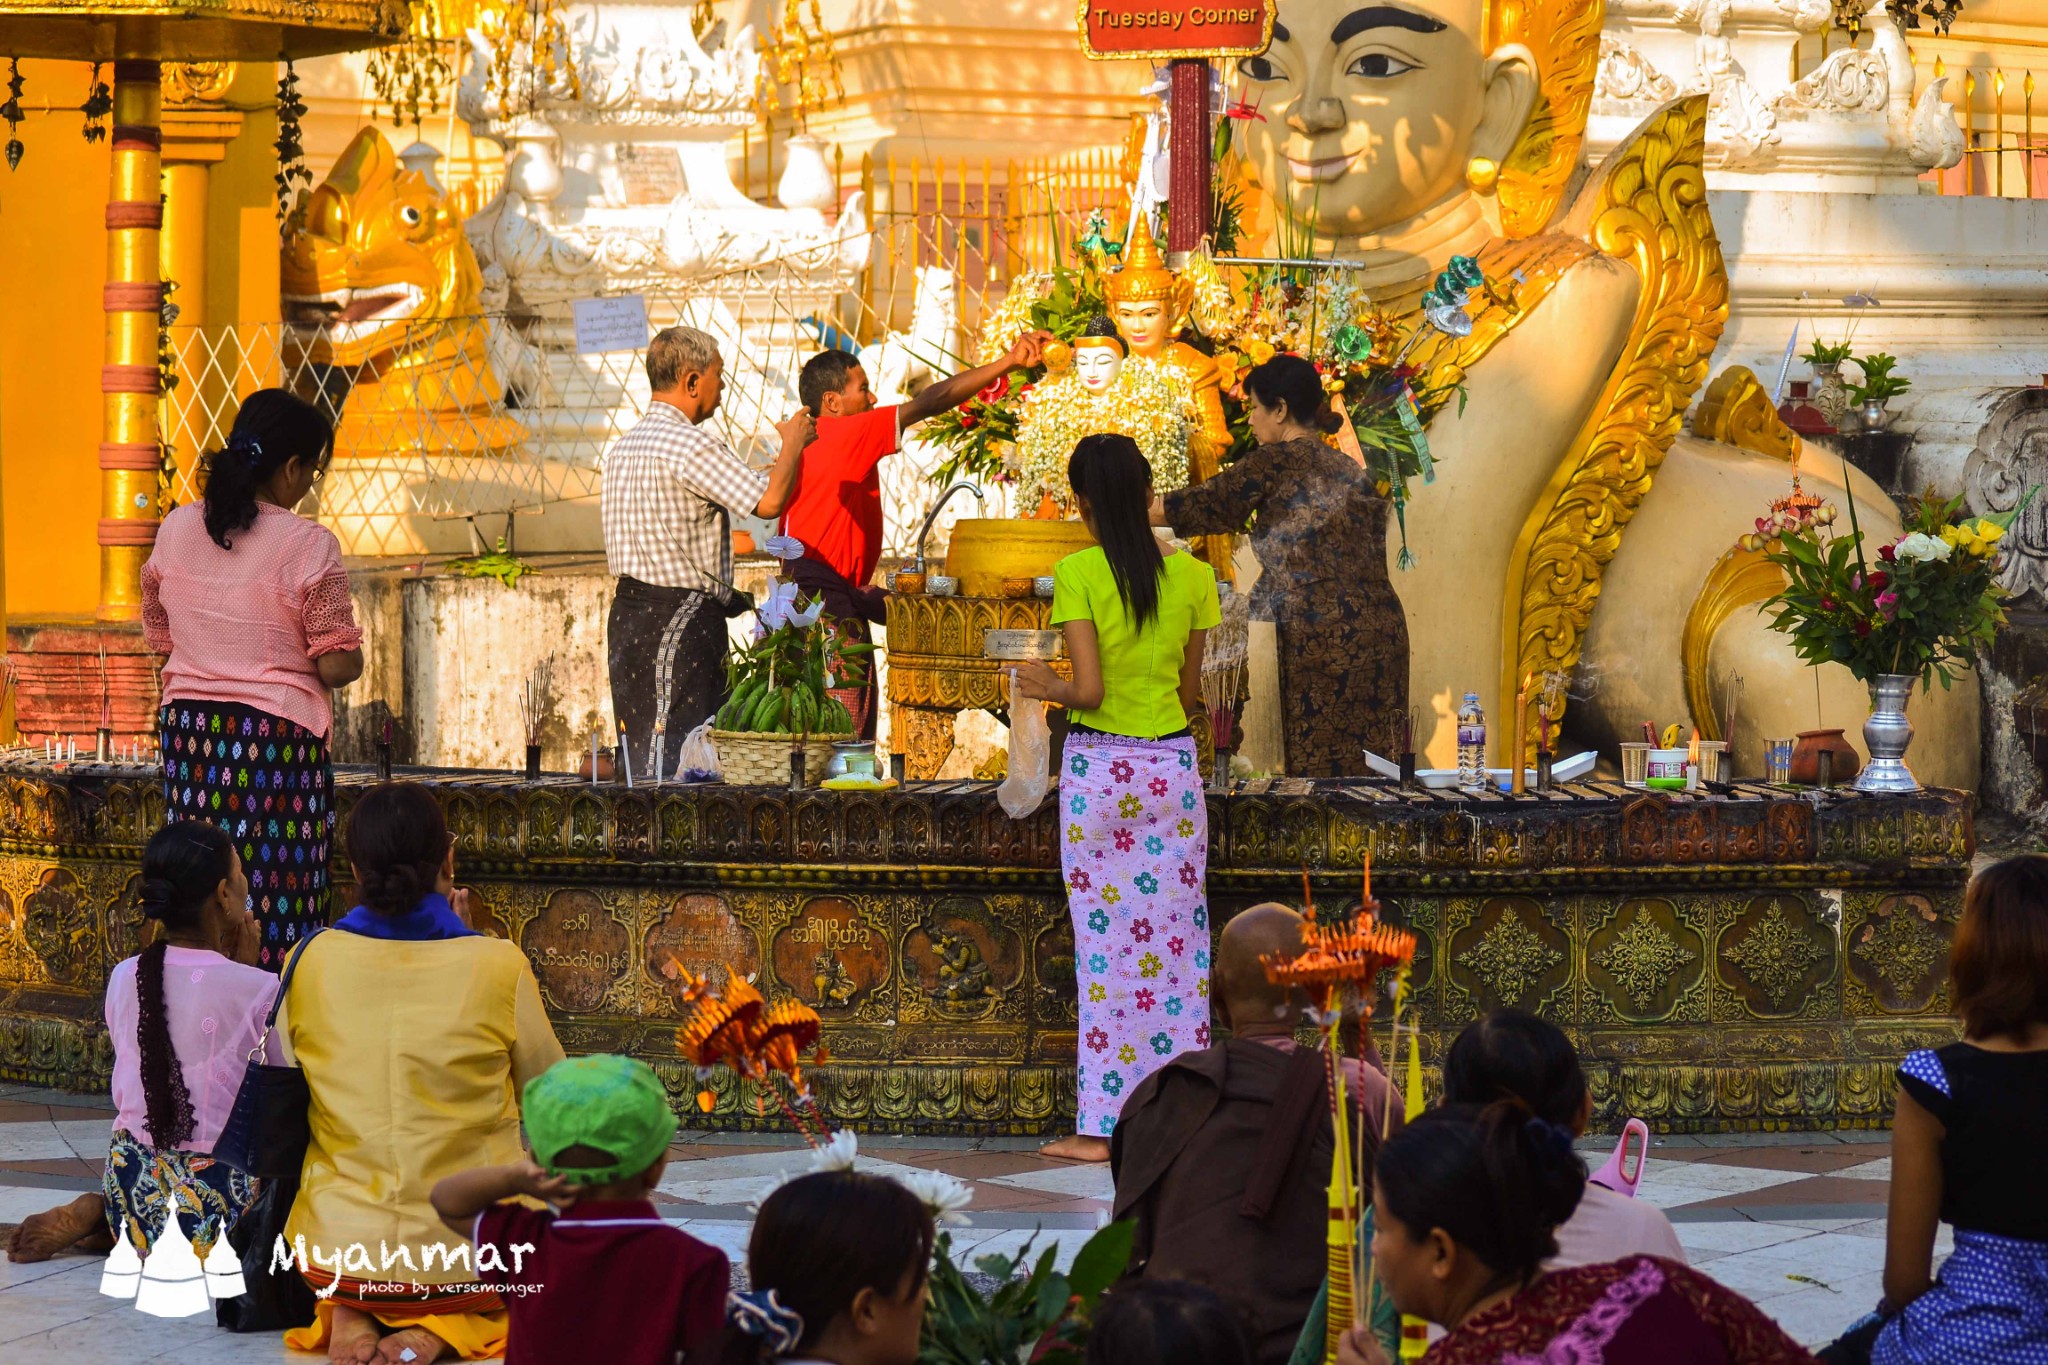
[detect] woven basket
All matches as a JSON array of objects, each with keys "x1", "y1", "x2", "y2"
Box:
[{"x1": 711, "y1": 729, "x2": 856, "y2": 786}]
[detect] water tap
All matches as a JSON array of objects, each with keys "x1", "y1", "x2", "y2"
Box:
[{"x1": 912, "y1": 482, "x2": 984, "y2": 574}]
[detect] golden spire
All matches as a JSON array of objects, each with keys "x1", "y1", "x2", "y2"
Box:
[{"x1": 1105, "y1": 216, "x2": 1185, "y2": 307}]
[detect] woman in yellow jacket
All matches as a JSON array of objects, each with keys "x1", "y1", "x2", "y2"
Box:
[{"x1": 278, "y1": 782, "x2": 563, "y2": 1362}]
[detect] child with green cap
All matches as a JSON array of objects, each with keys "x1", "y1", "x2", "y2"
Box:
[{"x1": 431, "y1": 1053, "x2": 727, "y2": 1365}]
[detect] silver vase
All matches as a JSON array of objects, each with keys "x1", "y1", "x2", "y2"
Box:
[
  {"x1": 1854, "y1": 673, "x2": 1920, "y2": 794},
  {"x1": 1855, "y1": 397, "x2": 1893, "y2": 432}
]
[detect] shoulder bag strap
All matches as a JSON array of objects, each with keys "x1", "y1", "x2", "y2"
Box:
[{"x1": 247, "y1": 928, "x2": 323, "y2": 1064}]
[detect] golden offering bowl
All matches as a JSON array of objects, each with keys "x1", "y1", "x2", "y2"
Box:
[
  {"x1": 943, "y1": 518, "x2": 1095, "y2": 597},
  {"x1": 1000, "y1": 577, "x2": 1036, "y2": 598},
  {"x1": 894, "y1": 571, "x2": 928, "y2": 595}
]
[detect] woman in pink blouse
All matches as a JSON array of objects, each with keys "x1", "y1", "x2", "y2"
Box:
[
  {"x1": 7, "y1": 821, "x2": 273, "y2": 1262},
  {"x1": 142, "y1": 389, "x2": 364, "y2": 968}
]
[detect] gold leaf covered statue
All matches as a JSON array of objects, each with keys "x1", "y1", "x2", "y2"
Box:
[
  {"x1": 1104, "y1": 218, "x2": 1238, "y2": 577},
  {"x1": 1222, "y1": 0, "x2": 1977, "y2": 785}
]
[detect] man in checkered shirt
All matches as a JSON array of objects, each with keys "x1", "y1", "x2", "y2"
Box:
[{"x1": 603, "y1": 326, "x2": 811, "y2": 777}]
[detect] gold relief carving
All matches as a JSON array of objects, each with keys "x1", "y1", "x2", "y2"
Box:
[
  {"x1": 1454, "y1": 900, "x2": 1567, "y2": 1009},
  {"x1": 1034, "y1": 919, "x2": 1078, "y2": 1024},
  {"x1": 965, "y1": 1067, "x2": 1006, "y2": 1121},
  {"x1": 645, "y1": 893, "x2": 760, "y2": 1013},
  {"x1": 526, "y1": 793, "x2": 564, "y2": 857},
  {"x1": 773, "y1": 898, "x2": 889, "y2": 1013},
  {"x1": 903, "y1": 898, "x2": 1022, "y2": 1022},
  {"x1": 1713, "y1": 1066, "x2": 1759, "y2": 1117},
  {"x1": 824, "y1": 1067, "x2": 873, "y2": 1121},
  {"x1": 25, "y1": 868, "x2": 94, "y2": 985},
  {"x1": 1591, "y1": 902, "x2": 1697, "y2": 1015},
  {"x1": 164, "y1": 62, "x2": 239, "y2": 105},
  {"x1": 1720, "y1": 899, "x2": 1826, "y2": 1011},
  {"x1": 1500, "y1": 96, "x2": 1729, "y2": 728},
  {"x1": 1671, "y1": 1067, "x2": 1715, "y2": 1121},
  {"x1": 567, "y1": 794, "x2": 607, "y2": 855},
  {"x1": 524, "y1": 889, "x2": 630, "y2": 1013},
  {"x1": 894, "y1": 708, "x2": 960, "y2": 783},
  {"x1": 1837, "y1": 1061, "x2": 1888, "y2": 1116},
  {"x1": 1012, "y1": 1067, "x2": 1057, "y2": 1121},
  {"x1": 1849, "y1": 894, "x2": 1947, "y2": 1011},
  {"x1": 919, "y1": 1067, "x2": 963, "y2": 1121},
  {"x1": 874, "y1": 1068, "x2": 916, "y2": 1121},
  {"x1": 447, "y1": 796, "x2": 481, "y2": 854},
  {"x1": 103, "y1": 874, "x2": 143, "y2": 965},
  {"x1": 1693, "y1": 366, "x2": 1799, "y2": 462}
]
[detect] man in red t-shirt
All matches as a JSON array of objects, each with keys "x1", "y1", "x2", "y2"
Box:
[{"x1": 784, "y1": 329, "x2": 1048, "y2": 734}]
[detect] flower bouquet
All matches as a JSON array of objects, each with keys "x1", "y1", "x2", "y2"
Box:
[{"x1": 1745, "y1": 474, "x2": 2025, "y2": 790}]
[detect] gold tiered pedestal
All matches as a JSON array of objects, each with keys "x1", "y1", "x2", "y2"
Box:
[
  {"x1": 886, "y1": 519, "x2": 1095, "y2": 779},
  {"x1": 887, "y1": 594, "x2": 1067, "y2": 780}
]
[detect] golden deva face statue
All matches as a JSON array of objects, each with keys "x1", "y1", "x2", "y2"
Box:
[
  {"x1": 1104, "y1": 218, "x2": 1193, "y2": 359},
  {"x1": 1230, "y1": 0, "x2": 1597, "y2": 244}
]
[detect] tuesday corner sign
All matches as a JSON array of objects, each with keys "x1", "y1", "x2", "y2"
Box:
[{"x1": 1078, "y1": 0, "x2": 1276, "y2": 60}]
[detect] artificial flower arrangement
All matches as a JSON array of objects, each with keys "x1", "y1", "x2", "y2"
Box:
[{"x1": 1742, "y1": 474, "x2": 2020, "y2": 689}]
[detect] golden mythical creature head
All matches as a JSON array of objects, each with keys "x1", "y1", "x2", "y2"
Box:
[
  {"x1": 1105, "y1": 217, "x2": 1196, "y2": 358},
  {"x1": 281, "y1": 128, "x2": 485, "y2": 368},
  {"x1": 1229, "y1": 0, "x2": 1602, "y2": 242}
]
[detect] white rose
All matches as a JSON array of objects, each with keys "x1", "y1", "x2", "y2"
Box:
[{"x1": 1893, "y1": 532, "x2": 1952, "y2": 563}]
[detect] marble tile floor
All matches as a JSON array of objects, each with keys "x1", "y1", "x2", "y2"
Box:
[{"x1": 0, "y1": 1084, "x2": 1921, "y2": 1361}]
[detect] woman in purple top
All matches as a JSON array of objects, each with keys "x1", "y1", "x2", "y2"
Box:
[{"x1": 6, "y1": 821, "x2": 271, "y2": 1263}]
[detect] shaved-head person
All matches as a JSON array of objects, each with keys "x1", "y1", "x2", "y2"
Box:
[{"x1": 1109, "y1": 903, "x2": 1398, "y2": 1365}]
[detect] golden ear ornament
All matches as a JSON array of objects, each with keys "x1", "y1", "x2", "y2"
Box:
[{"x1": 1466, "y1": 156, "x2": 1501, "y2": 194}]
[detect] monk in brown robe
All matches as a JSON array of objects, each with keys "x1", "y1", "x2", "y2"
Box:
[{"x1": 1109, "y1": 903, "x2": 1396, "y2": 1365}]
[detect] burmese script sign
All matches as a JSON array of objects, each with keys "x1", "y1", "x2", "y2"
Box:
[{"x1": 1078, "y1": 0, "x2": 1274, "y2": 59}]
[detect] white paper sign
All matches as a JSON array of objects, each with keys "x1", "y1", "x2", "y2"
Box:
[{"x1": 573, "y1": 294, "x2": 650, "y2": 354}]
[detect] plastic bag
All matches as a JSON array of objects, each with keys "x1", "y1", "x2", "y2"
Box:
[
  {"x1": 678, "y1": 717, "x2": 721, "y2": 783},
  {"x1": 998, "y1": 677, "x2": 1051, "y2": 818}
]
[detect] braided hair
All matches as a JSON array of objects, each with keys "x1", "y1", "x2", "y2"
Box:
[
  {"x1": 134, "y1": 821, "x2": 235, "y2": 1150},
  {"x1": 201, "y1": 388, "x2": 333, "y2": 550}
]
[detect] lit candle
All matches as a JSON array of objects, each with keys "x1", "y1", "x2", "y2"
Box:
[
  {"x1": 1686, "y1": 732, "x2": 1701, "y2": 791},
  {"x1": 1362, "y1": 847, "x2": 1373, "y2": 908}
]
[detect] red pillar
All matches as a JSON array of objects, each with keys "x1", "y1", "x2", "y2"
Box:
[{"x1": 1167, "y1": 59, "x2": 1211, "y2": 254}]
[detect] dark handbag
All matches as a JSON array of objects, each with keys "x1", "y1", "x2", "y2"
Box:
[
  {"x1": 212, "y1": 1173, "x2": 317, "y2": 1332},
  {"x1": 213, "y1": 930, "x2": 321, "y2": 1180}
]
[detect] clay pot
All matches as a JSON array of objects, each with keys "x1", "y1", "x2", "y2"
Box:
[
  {"x1": 732, "y1": 530, "x2": 757, "y2": 556},
  {"x1": 1789, "y1": 728, "x2": 1861, "y2": 785}
]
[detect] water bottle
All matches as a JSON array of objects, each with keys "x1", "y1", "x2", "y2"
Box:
[{"x1": 1457, "y1": 692, "x2": 1487, "y2": 792}]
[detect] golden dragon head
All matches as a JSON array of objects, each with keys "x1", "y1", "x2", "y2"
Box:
[{"x1": 282, "y1": 128, "x2": 484, "y2": 367}]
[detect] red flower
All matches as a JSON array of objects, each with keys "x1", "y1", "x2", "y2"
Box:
[
  {"x1": 1196, "y1": 1023, "x2": 1212, "y2": 1047},
  {"x1": 1168, "y1": 936, "x2": 1186, "y2": 956},
  {"x1": 1135, "y1": 988, "x2": 1157, "y2": 1012},
  {"x1": 1854, "y1": 619, "x2": 1872, "y2": 637},
  {"x1": 1878, "y1": 543, "x2": 1897, "y2": 562},
  {"x1": 1868, "y1": 570, "x2": 1890, "y2": 590},
  {"x1": 1131, "y1": 918, "x2": 1155, "y2": 943},
  {"x1": 977, "y1": 374, "x2": 1010, "y2": 404},
  {"x1": 958, "y1": 410, "x2": 980, "y2": 431},
  {"x1": 1114, "y1": 828, "x2": 1135, "y2": 852},
  {"x1": 1821, "y1": 598, "x2": 1837, "y2": 612},
  {"x1": 1086, "y1": 1027, "x2": 1109, "y2": 1053}
]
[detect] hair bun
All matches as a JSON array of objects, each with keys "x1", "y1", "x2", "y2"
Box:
[
  {"x1": 137, "y1": 876, "x2": 179, "y2": 920},
  {"x1": 1318, "y1": 408, "x2": 1346, "y2": 435}
]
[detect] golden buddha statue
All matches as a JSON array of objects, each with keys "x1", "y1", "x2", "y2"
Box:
[
  {"x1": 1013, "y1": 317, "x2": 1194, "y2": 513},
  {"x1": 1104, "y1": 220, "x2": 1236, "y2": 578},
  {"x1": 1225, "y1": 0, "x2": 1978, "y2": 785}
]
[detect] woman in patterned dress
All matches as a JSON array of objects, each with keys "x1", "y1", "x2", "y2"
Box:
[
  {"x1": 142, "y1": 390, "x2": 364, "y2": 968},
  {"x1": 1013, "y1": 433, "x2": 1222, "y2": 1162},
  {"x1": 1158, "y1": 354, "x2": 1408, "y2": 777}
]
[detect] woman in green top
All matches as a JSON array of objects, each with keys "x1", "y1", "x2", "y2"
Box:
[{"x1": 1014, "y1": 433, "x2": 1222, "y2": 1162}]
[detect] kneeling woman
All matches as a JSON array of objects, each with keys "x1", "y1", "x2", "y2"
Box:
[
  {"x1": 1014, "y1": 433, "x2": 1221, "y2": 1162},
  {"x1": 279, "y1": 782, "x2": 564, "y2": 1362},
  {"x1": 1345, "y1": 1103, "x2": 1807, "y2": 1364}
]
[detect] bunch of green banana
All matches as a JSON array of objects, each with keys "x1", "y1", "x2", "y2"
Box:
[{"x1": 715, "y1": 676, "x2": 857, "y2": 734}]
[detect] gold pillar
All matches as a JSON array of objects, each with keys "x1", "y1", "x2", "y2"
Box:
[
  {"x1": 98, "y1": 26, "x2": 166, "y2": 623},
  {"x1": 159, "y1": 63, "x2": 243, "y2": 496}
]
